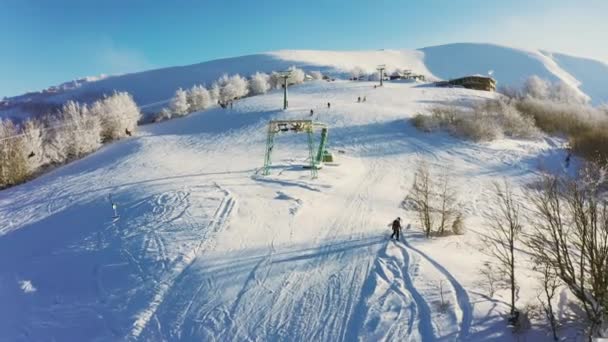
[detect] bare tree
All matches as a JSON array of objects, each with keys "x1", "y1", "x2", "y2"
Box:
[
  {"x1": 411, "y1": 160, "x2": 433, "y2": 238},
  {"x1": 408, "y1": 160, "x2": 462, "y2": 238},
  {"x1": 479, "y1": 261, "x2": 501, "y2": 297},
  {"x1": 437, "y1": 169, "x2": 457, "y2": 235},
  {"x1": 534, "y1": 260, "x2": 560, "y2": 341},
  {"x1": 483, "y1": 180, "x2": 522, "y2": 319},
  {"x1": 527, "y1": 169, "x2": 608, "y2": 339}
]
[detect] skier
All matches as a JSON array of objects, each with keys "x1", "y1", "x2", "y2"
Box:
[
  {"x1": 363, "y1": 96, "x2": 367, "y2": 102},
  {"x1": 310, "y1": 109, "x2": 314, "y2": 116},
  {"x1": 327, "y1": 102, "x2": 331, "y2": 109},
  {"x1": 357, "y1": 96, "x2": 361, "y2": 103},
  {"x1": 389, "y1": 217, "x2": 402, "y2": 241}
]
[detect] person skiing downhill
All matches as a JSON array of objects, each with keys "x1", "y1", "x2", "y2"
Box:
[{"x1": 390, "y1": 217, "x2": 402, "y2": 241}]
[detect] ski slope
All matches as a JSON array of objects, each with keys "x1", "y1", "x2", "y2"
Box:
[{"x1": 0, "y1": 80, "x2": 573, "y2": 341}]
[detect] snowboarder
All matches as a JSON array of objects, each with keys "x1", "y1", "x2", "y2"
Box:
[
  {"x1": 327, "y1": 102, "x2": 331, "y2": 109},
  {"x1": 389, "y1": 217, "x2": 402, "y2": 241}
]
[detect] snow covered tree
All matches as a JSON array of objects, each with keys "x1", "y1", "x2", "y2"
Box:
[
  {"x1": 170, "y1": 88, "x2": 190, "y2": 116},
  {"x1": 310, "y1": 70, "x2": 323, "y2": 80},
  {"x1": 90, "y1": 92, "x2": 141, "y2": 141},
  {"x1": 216, "y1": 74, "x2": 249, "y2": 104},
  {"x1": 551, "y1": 81, "x2": 588, "y2": 104},
  {"x1": 350, "y1": 66, "x2": 365, "y2": 80},
  {"x1": 21, "y1": 119, "x2": 46, "y2": 173},
  {"x1": 188, "y1": 85, "x2": 211, "y2": 111},
  {"x1": 523, "y1": 76, "x2": 551, "y2": 100},
  {"x1": 268, "y1": 71, "x2": 282, "y2": 89},
  {"x1": 287, "y1": 66, "x2": 305, "y2": 85},
  {"x1": 209, "y1": 83, "x2": 220, "y2": 103},
  {"x1": 0, "y1": 119, "x2": 28, "y2": 188},
  {"x1": 249, "y1": 72, "x2": 271, "y2": 95},
  {"x1": 59, "y1": 101, "x2": 102, "y2": 158}
]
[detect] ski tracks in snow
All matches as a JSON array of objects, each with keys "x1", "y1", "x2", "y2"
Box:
[
  {"x1": 127, "y1": 183, "x2": 237, "y2": 340},
  {"x1": 355, "y1": 239, "x2": 472, "y2": 341},
  {"x1": 401, "y1": 239, "x2": 472, "y2": 340}
]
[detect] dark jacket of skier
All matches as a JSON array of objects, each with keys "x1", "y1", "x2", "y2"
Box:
[{"x1": 390, "y1": 217, "x2": 402, "y2": 240}]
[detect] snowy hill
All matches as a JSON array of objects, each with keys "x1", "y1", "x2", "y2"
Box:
[
  {"x1": 0, "y1": 78, "x2": 575, "y2": 341},
  {"x1": 3, "y1": 42, "x2": 608, "y2": 119}
]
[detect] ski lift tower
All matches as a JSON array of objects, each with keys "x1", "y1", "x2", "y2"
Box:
[
  {"x1": 278, "y1": 70, "x2": 292, "y2": 110},
  {"x1": 377, "y1": 64, "x2": 386, "y2": 87}
]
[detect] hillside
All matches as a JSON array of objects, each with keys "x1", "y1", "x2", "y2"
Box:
[
  {"x1": 0, "y1": 79, "x2": 576, "y2": 341},
  {"x1": 2, "y1": 43, "x2": 608, "y2": 121}
]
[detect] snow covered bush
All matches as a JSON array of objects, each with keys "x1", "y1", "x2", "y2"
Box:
[
  {"x1": 477, "y1": 100, "x2": 540, "y2": 139},
  {"x1": 522, "y1": 75, "x2": 588, "y2": 104},
  {"x1": 514, "y1": 97, "x2": 608, "y2": 162},
  {"x1": 412, "y1": 99, "x2": 539, "y2": 142},
  {"x1": 309, "y1": 70, "x2": 323, "y2": 80},
  {"x1": 249, "y1": 72, "x2": 270, "y2": 95},
  {"x1": 170, "y1": 88, "x2": 190, "y2": 116},
  {"x1": 90, "y1": 92, "x2": 141, "y2": 141},
  {"x1": 187, "y1": 85, "x2": 211, "y2": 111},
  {"x1": 0, "y1": 119, "x2": 28, "y2": 188}
]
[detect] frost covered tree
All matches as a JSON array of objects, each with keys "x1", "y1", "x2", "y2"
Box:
[
  {"x1": 216, "y1": 74, "x2": 249, "y2": 103},
  {"x1": 310, "y1": 70, "x2": 323, "y2": 80},
  {"x1": 188, "y1": 85, "x2": 211, "y2": 111},
  {"x1": 350, "y1": 66, "x2": 365, "y2": 80},
  {"x1": 288, "y1": 66, "x2": 305, "y2": 85},
  {"x1": 58, "y1": 101, "x2": 102, "y2": 158},
  {"x1": 249, "y1": 72, "x2": 271, "y2": 95},
  {"x1": 524, "y1": 76, "x2": 551, "y2": 100},
  {"x1": 0, "y1": 119, "x2": 28, "y2": 188},
  {"x1": 551, "y1": 81, "x2": 588, "y2": 104},
  {"x1": 170, "y1": 88, "x2": 190, "y2": 116},
  {"x1": 90, "y1": 92, "x2": 141, "y2": 141},
  {"x1": 209, "y1": 83, "x2": 220, "y2": 103},
  {"x1": 229, "y1": 74, "x2": 249, "y2": 99},
  {"x1": 523, "y1": 76, "x2": 587, "y2": 104},
  {"x1": 21, "y1": 119, "x2": 46, "y2": 173},
  {"x1": 269, "y1": 71, "x2": 282, "y2": 89}
]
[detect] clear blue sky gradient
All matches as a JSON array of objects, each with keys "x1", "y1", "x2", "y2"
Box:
[{"x1": 2, "y1": 0, "x2": 607, "y2": 98}]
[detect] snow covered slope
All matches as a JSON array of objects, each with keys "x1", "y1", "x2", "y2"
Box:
[
  {"x1": 0, "y1": 80, "x2": 574, "y2": 341},
  {"x1": 3, "y1": 42, "x2": 608, "y2": 117}
]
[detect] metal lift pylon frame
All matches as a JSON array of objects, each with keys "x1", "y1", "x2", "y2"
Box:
[{"x1": 262, "y1": 120, "x2": 327, "y2": 178}]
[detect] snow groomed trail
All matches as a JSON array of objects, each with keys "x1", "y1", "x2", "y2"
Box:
[{"x1": 0, "y1": 80, "x2": 570, "y2": 341}]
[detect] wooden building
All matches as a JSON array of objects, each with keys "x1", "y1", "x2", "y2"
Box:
[{"x1": 436, "y1": 75, "x2": 496, "y2": 92}]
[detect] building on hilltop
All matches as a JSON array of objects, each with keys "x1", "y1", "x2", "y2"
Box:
[{"x1": 435, "y1": 75, "x2": 496, "y2": 91}]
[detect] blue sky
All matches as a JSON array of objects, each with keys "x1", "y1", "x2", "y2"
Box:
[{"x1": 1, "y1": 0, "x2": 607, "y2": 98}]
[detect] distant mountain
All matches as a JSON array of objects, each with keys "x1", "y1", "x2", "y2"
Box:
[{"x1": 3, "y1": 43, "x2": 607, "y2": 120}]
